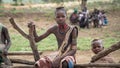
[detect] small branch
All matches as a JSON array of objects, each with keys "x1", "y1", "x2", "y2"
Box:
[{"x1": 9, "y1": 17, "x2": 29, "y2": 39}]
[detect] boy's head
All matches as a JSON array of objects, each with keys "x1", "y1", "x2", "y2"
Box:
[
  {"x1": 91, "y1": 39, "x2": 104, "y2": 54},
  {"x1": 55, "y1": 7, "x2": 67, "y2": 25}
]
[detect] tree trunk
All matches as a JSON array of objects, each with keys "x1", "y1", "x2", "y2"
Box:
[{"x1": 81, "y1": 0, "x2": 87, "y2": 10}]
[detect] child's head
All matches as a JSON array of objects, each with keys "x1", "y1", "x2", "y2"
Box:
[
  {"x1": 91, "y1": 39, "x2": 104, "y2": 54},
  {"x1": 55, "y1": 7, "x2": 67, "y2": 25}
]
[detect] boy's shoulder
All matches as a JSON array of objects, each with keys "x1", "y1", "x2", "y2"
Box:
[{"x1": 48, "y1": 25, "x2": 58, "y2": 31}]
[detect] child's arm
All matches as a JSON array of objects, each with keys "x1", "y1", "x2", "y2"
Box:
[{"x1": 33, "y1": 26, "x2": 56, "y2": 42}]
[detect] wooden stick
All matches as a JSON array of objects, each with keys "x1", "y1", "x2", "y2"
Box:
[
  {"x1": 28, "y1": 22, "x2": 40, "y2": 61},
  {"x1": 9, "y1": 17, "x2": 28, "y2": 39},
  {"x1": 10, "y1": 58, "x2": 35, "y2": 65},
  {"x1": 74, "y1": 63, "x2": 120, "y2": 68},
  {"x1": 9, "y1": 18, "x2": 40, "y2": 61},
  {"x1": 10, "y1": 65, "x2": 34, "y2": 68},
  {"x1": 8, "y1": 51, "x2": 42, "y2": 55}
]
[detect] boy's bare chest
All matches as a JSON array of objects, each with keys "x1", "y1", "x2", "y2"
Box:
[
  {"x1": 53, "y1": 27, "x2": 70, "y2": 42},
  {"x1": 56, "y1": 31, "x2": 66, "y2": 40}
]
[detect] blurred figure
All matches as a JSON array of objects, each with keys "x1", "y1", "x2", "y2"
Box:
[
  {"x1": 69, "y1": 8, "x2": 79, "y2": 25},
  {"x1": 0, "y1": 23, "x2": 12, "y2": 66}
]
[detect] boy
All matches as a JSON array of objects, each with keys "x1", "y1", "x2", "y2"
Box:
[
  {"x1": 33, "y1": 7, "x2": 78, "y2": 68},
  {"x1": 90, "y1": 39, "x2": 115, "y2": 68}
]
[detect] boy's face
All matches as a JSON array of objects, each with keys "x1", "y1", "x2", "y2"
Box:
[
  {"x1": 55, "y1": 11, "x2": 67, "y2": 25},
  {"x1": 91, "y1": 42, "x2": 104, "y2": 54}
]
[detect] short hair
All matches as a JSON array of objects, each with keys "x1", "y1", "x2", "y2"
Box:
[
  {"x1": 55, "y1": 7, "x2": 67, "y2": 15},
  {"x1": 91, "y1": 39, "x2": 103, "y2": 47},
  {"x1": 92, "y1": 39, "x2": 99, "y2": 42}
]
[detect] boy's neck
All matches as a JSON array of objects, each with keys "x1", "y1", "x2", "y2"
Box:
[{"x1": 58, "y1": 23, "x2": 68, "y2": 30}]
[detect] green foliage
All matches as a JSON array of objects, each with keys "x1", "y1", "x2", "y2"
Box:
[
  {"x1": 103, "y1": 37, "x2": 119, "y2": 48},
  {"x1": 77, "y1": 37, "x2": 92, "y2": 50},
  {"x1": 37, "y1": 34, "x2": 57, "y2": 51},
  {"x1": 9, "y1": 33, "x2": 30, "y2": 51}
]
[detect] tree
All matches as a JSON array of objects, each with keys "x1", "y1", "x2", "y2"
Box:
[
  {"x1": 81, "y1": 0, "x2": 87, "y2": 10},
  {"x1": 0, "y1": 0, "x2": 2, "y2": 5}
]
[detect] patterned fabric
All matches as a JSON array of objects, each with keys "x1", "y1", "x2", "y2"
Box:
[{"x1": 34, "y1": 56, "x2": 52, "y2": 68}]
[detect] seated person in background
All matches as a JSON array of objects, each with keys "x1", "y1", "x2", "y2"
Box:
[
  {"x1": 69, "y1": 8, "x2": 79, "y2": 25},
  {"x1": 90, "y1": 39, "x2": 115, "y2": 68}
]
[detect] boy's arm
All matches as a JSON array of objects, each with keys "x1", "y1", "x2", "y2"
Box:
[{"x1": 33, "y1": 25, "x2": 56, "y2": 42}]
